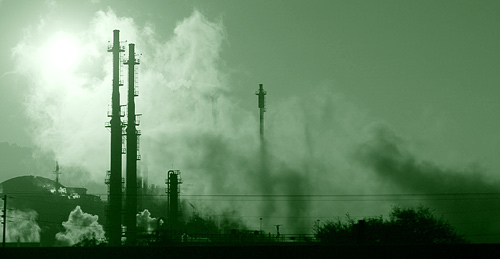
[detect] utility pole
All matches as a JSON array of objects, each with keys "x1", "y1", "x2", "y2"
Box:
[{"x1": 2, "y1": 195, "x2": 6, "y2": 248}]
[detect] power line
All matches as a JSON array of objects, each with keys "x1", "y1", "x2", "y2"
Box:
[{"x1": 5, "y1": 192, "x2": 500, "y2": 197}]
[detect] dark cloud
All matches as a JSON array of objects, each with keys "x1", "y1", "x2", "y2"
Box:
[{"x1": 355, "y1": 125, "x2": 500, "y2": 242}]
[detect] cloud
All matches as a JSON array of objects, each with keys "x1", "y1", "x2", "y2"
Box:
[
  {"x1": 55, "y1": 205, "x2": 106, "y2": 246},
  {"x1": 12, "y1": 6, "x2": 500, "y2": 242},
  {"x1": 10, "y1": 6, "x2": 387, "y2": 232},
  {"x1": 355, "y1": 124, "x2": 500, "y2": 194},
  {"x1": 0, "y1": 208, "x2": 41, "y2": 243},
  {"x1": 354, "y1": 124, "x2": 500, "y2": 242},
  {"x1": 136, "y1": 209, "x2": 157, "y2": 234}
]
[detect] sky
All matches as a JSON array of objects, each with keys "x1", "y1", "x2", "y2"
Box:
[{"x1": 1, "y1": 0, "x2": 500, "y2": 242}]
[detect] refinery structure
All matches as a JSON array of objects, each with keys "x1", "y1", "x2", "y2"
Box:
[
  {"x1": 0, "y1": 28, "x2": 489, "y2": 254},
  {"x1": 103, "y1": 30, "x2": 187, "y2": 246},
  {"x1": 0, "y1": 30, "x2": 272, "y2": 247}
]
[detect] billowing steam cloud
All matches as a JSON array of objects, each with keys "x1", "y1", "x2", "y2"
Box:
[
  {"x1": 0, "y1": 208, "x2": 41, "y2": 243},
  {"x1": 136, "y1": 209, "x2": 157, "y2": 234},
  {"x1": 4, "y1": 7, "x2": 435, "y2": 234},
  {"x1": 55, "y1": 206, "x2": 106, "y2": 246},
  {"x1": 11, "y1": 7, "x2": 500, "y2": 242}
]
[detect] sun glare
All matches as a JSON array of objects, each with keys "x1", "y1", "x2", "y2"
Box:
[{"x1": 47, "y1": 32, "x2": 80, "y2": 70}]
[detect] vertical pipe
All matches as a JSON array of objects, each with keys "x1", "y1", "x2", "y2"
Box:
[
  {"x1": 2, "y1": 195, "x2": 6, "y2": 247},
  {"x1": 256, "y1": 84, "x2": 266, "y2": 142},
  {"x1": 170, "y1": 173, "x2": 178, "y2": 227},
  {"x1": 167, "y1": 170, "x2": 180, "y2": 231},
  {"x1": 125, "y1": 43, "x2": 138, "y2": 245},
  {"x1": 108, "y1": 29, "x2": 124, "y2": 246}
]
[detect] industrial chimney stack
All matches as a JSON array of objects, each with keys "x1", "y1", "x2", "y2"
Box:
[
  {"x1": 166, "y1": 170, "x2": 182, "y2": 231},
  {"x1": 124, "y1": 43, "x2": 141, "y2": 245},
  {"x1": 105, "y1": 29, "x2": 125, "y2": 247},
  {"x1": 256, "y1": 84, "x2": 267, "y2": 141}
]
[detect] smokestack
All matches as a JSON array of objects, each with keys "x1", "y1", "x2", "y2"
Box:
[
  {"x1": 53, "y1": 161, "x2": 60, "y2": 194},
  {"x1": 105, "y1": 29, "x2": 125, "y2": 247},
  {"x1": 256, "y1": 84, "x2": 267, "y2": 142},
  {"x1": 124, "y1": 43, "x2": 140, "y2": 245},
  {"x1": 166, "y1": 170, "x2": 182, "y2": 231}
]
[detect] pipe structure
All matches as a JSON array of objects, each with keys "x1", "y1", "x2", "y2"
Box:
[
  {"x1": 166, "y1": 170, "x2": 182, "y2": 231},
  {"x1": 107, "y1": 29, "x2": 125, "y2": 246},
  {"x1": 255, "y1": 84, "x2": 267, "y2": 142},
  {"x1": 54, "y1": 161, "x2": 60, "y2": 194},
  {"x1": 125, "y1": 43, "x2": 140, "y2": 245},
  {"x1": 2, "y1": 195, "x2": 6, "y2": 248}
]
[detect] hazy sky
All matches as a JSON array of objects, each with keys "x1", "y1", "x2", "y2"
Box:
[
  {"x1": 2, "y1": 0, "x2": 500, "y2": 167},
  {"x1": 1, "y1": 0, "x2": 500, "y2": 241}
]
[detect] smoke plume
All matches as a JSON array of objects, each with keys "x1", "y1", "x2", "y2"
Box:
[
  {"x1": 55, "y1": 206, "x2": 106, "y2": 246},
  {"x1": 136, "y1": 209, "x2": 157, "y2": 234},
  {"x1": 0, "y1": 208, "x2": 41, "y2": 243},
  {"x1": 356, "y1": 124, "x2": 500, "y2": 193},
  {"x1": 354, "y1": 124, "x2": 500, "y2": 242},
  {"x1": 11, "y1": 7, "x2": 500, "y2": 242}
]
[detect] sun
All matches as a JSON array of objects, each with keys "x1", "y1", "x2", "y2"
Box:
[{"x1": 46, "y1": 32, "x2": 80, "y2": 70}]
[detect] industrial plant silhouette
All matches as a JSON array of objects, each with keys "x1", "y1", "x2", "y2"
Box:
[{"x1": 0, "y1": 30, "x2": 494, "y2": 257}]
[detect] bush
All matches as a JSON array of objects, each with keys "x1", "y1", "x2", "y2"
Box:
[{"x1": 314, "y1": 206, "x2": 468, "y2": 244}]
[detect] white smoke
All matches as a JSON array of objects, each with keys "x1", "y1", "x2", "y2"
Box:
[
  {"x1": 136, "y1": 209, "x2": 157, "y2": 234},
  {"x1": 11, "y1": 7, "x2": 500, "y2": 242},
  {"x1": 55, "y1": 205, "x2": 106, "y2": 246},
  {"x1": 10, "y1": 7, "x2": 385, "y2": 234},
  {"x1": 0, "y1": 208, "x2": 41, "y2": 243}
]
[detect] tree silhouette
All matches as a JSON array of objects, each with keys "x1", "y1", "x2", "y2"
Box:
[{"x1": 315, "y1": 206, "x2": 468, "y2": 244}]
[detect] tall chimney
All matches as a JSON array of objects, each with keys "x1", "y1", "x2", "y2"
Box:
[
  {"x1": 125, "y1": 43, "x2": 140, "y2": 245},
  {"x1": 166, "y1": 170, "x2": 182, "y2": 231},
  {"x1": 106, "y1": 29, "x2": 125, "y2": 246},
  {"x1": 256, "y1": 84, "x2": 267, "y2": 142}
]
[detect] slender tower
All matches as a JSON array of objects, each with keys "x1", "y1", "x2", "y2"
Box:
[
  {"x1": 125, "y1": 43, "x2": 140, "y2": 245},
  {"x1": 166, "y1": 170, "x2": 182, "y2": 231},
  {"x1": 255, "y1": 84, "x2": 267, "y2": 141},
  {"x1": 106, "y1": 29, "x2": 125, "y2": 246},
  {"x1": 53, "y1": 161, "x2": 60, "y2": 194}
]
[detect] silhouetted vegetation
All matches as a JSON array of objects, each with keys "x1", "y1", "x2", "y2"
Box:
[
  {"x1": 315, "y1": 206, "x2": 468, "y2": 244},
  {"x1": 72, "y1": 237, "x2": 107, "y2": 247}
]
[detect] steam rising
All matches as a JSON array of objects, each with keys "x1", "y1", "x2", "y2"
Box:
[
  {"x1": 10, "y1": 7, "x2": 500, "y2": 242},
  {"x1": 136, "y1": 209, "x2": 157, "y2": 234},
  {"x1": 0, "y1": 208, "x2": 41, "y2": 243},
  {"x1": 55, "y1": 206, "x2": 105, "y2": 246}
]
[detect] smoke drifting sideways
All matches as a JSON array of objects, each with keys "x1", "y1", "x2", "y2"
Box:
[
  {"x1": 0, "y1": 207, "x2": 41, "y2": 243},
  {"x1": 55, "y1": 206, "x2": 106, "y2": 246},
  {"x1": 2, "y1": 7, "x2": 438, "y2": 235},
  {"x1": 355, "y1": 125, "x2": 500, "y2": 243},
  {"x1": 11, "y1": 7, "x2": 500, "y2": 240}
]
